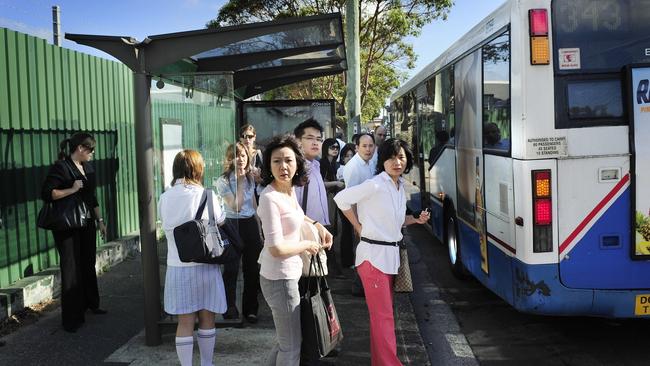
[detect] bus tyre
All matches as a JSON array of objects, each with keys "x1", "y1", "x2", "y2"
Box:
[{"x1": 445, "y1": 212, "x2": 469, "y2": 279}]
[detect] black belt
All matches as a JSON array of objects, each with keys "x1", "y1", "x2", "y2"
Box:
[{"x1": 360, "y1": 237, "x2": 402, "y2": 247}]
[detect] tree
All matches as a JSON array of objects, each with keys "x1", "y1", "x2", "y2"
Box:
[{"x1": 207, "y1": 0, "x2": 453, "y2": 125}]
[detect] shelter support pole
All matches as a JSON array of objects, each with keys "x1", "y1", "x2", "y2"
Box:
[
  {"x1": 346, "y1": 0, "x2": 361, "y2": 137},
  {"x1": 133, "y1": 71, "x2": 162, "y2": 346}
]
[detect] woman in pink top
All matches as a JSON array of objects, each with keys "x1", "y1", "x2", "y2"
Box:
[{"x1": 257, "y1": 135, "x2": 333, "y2": 366}]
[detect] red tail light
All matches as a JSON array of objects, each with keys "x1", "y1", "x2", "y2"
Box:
[
  {"x1": 528, "y1": 9, "x2": 550, "y2": 65},
  {"x1": 534, "y1": 199, "x2": 552, "y2": 225},
  {"x1": 529, "y1": 9, "x2": 548, "y2": 36},
  {"x1": 532, "y1": 170, "x2": 552, "y2": 252}
]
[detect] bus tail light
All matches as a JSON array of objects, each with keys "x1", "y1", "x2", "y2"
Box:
[
  {"x1": 532, "y1": 170, "x2": 552, "y2": 252},
  {"x1": 529, "y1": 9, "x2": 549, "y2": 65}
]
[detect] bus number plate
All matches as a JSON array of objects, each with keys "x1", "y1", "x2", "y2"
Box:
[{"x1": 634, "y1": 294, "x2": 650, "y2": 316}]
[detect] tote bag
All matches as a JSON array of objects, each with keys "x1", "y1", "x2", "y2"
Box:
[
  {"x1": 394, "y1": 245, "x2": 413, "y2": 293},
  {"x1": 37, "y1": 160, "x2": 91, "y2": 231},
  {"x1": 300, "y1": 256, "x2": 343, "y2": 358},
  {"x1": 299, "y1": 221, "x2": 328, "y2": 277}
]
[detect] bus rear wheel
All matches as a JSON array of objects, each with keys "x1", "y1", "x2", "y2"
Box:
[{"x1": 445, "y1": 212, "x2": 469, "y2": 279}]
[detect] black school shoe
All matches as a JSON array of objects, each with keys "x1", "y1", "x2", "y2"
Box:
[
  {"x1": 222, "y1": 306, "x2": 239, "y2": 320},
  {"x1": 245, "y1": 314, "x2": 258, "y2": 324}
]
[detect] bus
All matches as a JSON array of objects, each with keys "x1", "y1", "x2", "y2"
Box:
[{"x1": 390, "y1": 0, "x2": 650, "y2": 318}]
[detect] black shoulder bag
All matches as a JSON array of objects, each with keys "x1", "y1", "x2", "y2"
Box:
[
  {"x1": 37, "y1": 160, "x2": 91, "y2": 231},
  {"x1": 173, "y1": 189, "x2": 242, "y2": 264}
]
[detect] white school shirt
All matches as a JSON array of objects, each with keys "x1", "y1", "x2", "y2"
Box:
[
  {"x1": 334, "y1": 172, "x2": 406, "y2": 274},
  {"x1": 158, "y1": 181, "x2": 226, "y2": 267},
  {"x1": 342, "y1": 153, "x2": 375, "y2": 188}
]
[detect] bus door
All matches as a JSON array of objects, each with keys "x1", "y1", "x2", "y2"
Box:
[
  {"x1": 417, "y1": 87, "x2": 433, "y2": 212},
  {"x1": 629, "y1": 66, "x2": 650, "y2": 257},
  {"x1": 401, "y1": 92, "x2": 421, "y2": 212},
  {"x1": 454, "y1": 50, "x2": 489, "y2": 274}
]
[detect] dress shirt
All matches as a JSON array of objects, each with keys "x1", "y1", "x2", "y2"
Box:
[
  {"x1": 336, "y1": 165, "x2": 345, "y2": 181},
  {"x1": 215, "y1": 173, "x2": 255, "y2": 219},
  {"x1": 158, "y1": 181, "x2": 226, "y2": 267},
  {"x1": 257, "y1": 185, "x2": 305, "y2": 280},
  {"x1": 294, "y1": 159, "x2": 330, "y2": 225},
  {"x1": 370, "y1": 149, "x2": 378, "y2": 169},
  {"x1": 334, "y1": 172, "x2": 406, "y2": 274},
  {"x1": 343, "y1": 153, "x2": 376, "y2": 188}
]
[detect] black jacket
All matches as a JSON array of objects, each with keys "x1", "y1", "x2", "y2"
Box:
[{"x1": 41, "y1": 157, "x2": 99, "y2": 210}]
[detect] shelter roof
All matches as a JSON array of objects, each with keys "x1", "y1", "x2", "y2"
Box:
[{"x1": 66, "y1": 13, "x2": 347, "y2": 99}]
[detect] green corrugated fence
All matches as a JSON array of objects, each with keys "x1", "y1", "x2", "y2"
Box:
[
  {"x1": 0, "y1": 28, "x2": 236, "y2": 289},
  {"x1": 0, "y1": 27, "x2": 139, "y2": 287}
]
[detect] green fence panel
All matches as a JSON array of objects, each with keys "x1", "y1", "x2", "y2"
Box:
[{"x1": 0, "y1": 28, "x2": 139, "y2": 287}]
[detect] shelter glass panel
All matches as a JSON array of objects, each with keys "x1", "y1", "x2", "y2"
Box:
[{"x1": 242, "y1": 100, "x2": 334, "y2": 152}]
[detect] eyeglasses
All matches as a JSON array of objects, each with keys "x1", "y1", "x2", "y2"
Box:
[
  {"x1": 242, "y1": 134, "x2": 255, "y2": 139},
  {"x1": 328, "y1": 145, "x2": 339, "y2": 150},
  {"x1": 302, "y1": 136, "x2": 323, "y2": 144}
]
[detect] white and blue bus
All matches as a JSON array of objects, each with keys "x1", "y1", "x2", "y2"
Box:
[{"x1": 390, "y1": 0, "x2": 650, "y2": 318}]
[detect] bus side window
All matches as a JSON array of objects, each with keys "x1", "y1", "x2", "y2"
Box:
[
  {"x1": 427, "y1": 67, "x2": 455, "y2": 166},
  {"x1": 482, "y1": 31, "x2": 511, "y2": 154}
]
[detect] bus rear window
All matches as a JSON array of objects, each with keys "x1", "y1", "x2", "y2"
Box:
[
  {"x1": 553, "y1": 0, "x2": 650, "y2": 72},
  {"x1": 567, "y1": 80, "x2": 622, "y2": 119}
]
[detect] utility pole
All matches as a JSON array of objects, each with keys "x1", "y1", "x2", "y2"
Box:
[
  {"x1": 345, "y1": 0, "x2": 361, "y2": 139},
  {"x1": 52, "y1": 6, "x2": 61, "y2": 46}
]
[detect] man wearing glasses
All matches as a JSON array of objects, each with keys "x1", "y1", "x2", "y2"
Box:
[
  {"x1": 294, "y1": 118, "x2": 331, "y2": 231},
  {"x1": 293, "y1": 118, "x2": 340, "y2": 363}
]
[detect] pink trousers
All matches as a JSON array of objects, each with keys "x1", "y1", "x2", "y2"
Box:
[{"x1": 357, "y1": 261, "x2": 403, "y2": 366}]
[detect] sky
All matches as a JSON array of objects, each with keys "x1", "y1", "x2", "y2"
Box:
[{"x1": 0, "y1": 0, "x2": 505, "y2": 81}]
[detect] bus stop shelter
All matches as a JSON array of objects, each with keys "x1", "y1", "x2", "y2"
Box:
[{"x1": 66, "y1": 13, "x2": 347, "y2": 345}]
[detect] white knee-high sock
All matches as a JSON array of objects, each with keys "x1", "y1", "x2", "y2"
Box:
[
  {"x1": 197, "y1": 328, "x2": 217, "y2": 366},
  {"x1": 175, "y1": 336, "x2": 194, "y2": 366}
]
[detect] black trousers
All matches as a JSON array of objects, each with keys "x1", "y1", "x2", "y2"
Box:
[
  {"x1": 339, "y1": 210, "x2": 355, "y2": 268},
  {"x1": 222, "y1": 216, "x2": 263, "y2": 316},
  {"x1": 52, "y1": 223, "x2": 99, "y2": 329}
]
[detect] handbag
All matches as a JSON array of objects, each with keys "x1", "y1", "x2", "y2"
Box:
[
  {"x1": 37, "y1": 160, "x2": 91, "y2": 231},
  {"x1": 300, "y1": 256, "x2": 343, "y2": 359},
  {"x1": 299, "y1": 221, "x2": 328, "y2": 277},
  {"x1": 394, "y1": 243, "x2": 414, "y2": 293},
  {"x1": 173, "y1": 189, "x2": 242, "y2": 264}
]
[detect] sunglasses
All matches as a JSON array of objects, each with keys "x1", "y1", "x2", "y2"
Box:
[
  {"x1": 328, "y1": 145, "x2": 340, "y2": 150},
  {"x1": 242, "y1": 134, "x2": 255, "y2": 139},
  {"x1": 82, "y1": 144, "x2": 95, "y2": 153}
]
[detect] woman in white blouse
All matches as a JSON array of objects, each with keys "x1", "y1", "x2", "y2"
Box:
[
  {"x1": 256, "y1": 135, "x2": 333, "y2": 365},
  {"x1": 158, "y1": 150, "x2": 227, "y2": 366},
  {"x1": 334, "y1": 138, "x2": 430, "y2": 366}
]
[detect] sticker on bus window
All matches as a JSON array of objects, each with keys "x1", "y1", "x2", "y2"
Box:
[{"x1": 559, "y1": 48, "x2": 580, "y2": 70}]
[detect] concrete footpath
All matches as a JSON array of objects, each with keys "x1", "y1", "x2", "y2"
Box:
[{"x1": 0, "y1": 252, "x2": 430, "y2": 365}]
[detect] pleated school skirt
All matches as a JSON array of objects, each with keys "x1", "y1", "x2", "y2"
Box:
[{"x1": 163, "y1": 264, "x2": 228, "y2": 315}]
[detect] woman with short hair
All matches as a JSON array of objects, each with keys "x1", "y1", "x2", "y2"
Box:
[
  {"x1": 158, "y1": 149, "x2": 227, "y2": 366},
  {"x1": 256, "y1": 135, "x2": 333, "y2": 365},
  {"x1": 334, "y1": 138, "x2": 430, "y2": 366}
]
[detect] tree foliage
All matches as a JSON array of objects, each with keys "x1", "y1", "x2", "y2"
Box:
[{"x1": 208, "y1": 0, "x2": 453, "y2": 124}]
